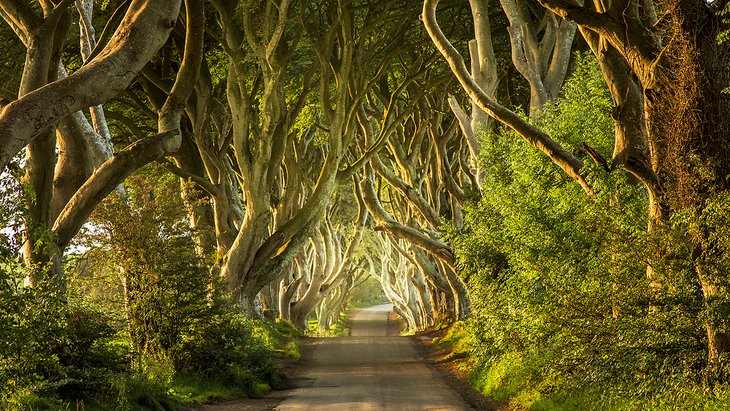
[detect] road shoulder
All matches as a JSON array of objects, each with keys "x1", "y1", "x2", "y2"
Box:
[{"x1": 412, "y1": 327, "x2": 514, "y2": 411}]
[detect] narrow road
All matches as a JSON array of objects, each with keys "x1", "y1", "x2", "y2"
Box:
[{"x1": 275, "y1": 304, "x2": 472, "y2": 410}]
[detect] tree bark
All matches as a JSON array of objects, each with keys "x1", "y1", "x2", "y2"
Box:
[
  {"x1": 0, "y1": 0, "x2": 183, "y2": 170},
  {"x1": 423, "y1": 0, "x2": 593, "y2": 196}
]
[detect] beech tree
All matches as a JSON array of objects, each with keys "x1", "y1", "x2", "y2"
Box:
[
  {"x1": 356, "y1": 74, "x2": 475, "y2": 320},
  {"x1": 285, "y1": 184, "x2": 368, "y2": 329},
  {"x1": 153, "y1": 0, "x2": 434, "y2": 313},
  {"x1": 0, "y1": 1, "x2": 208, "y2": 290},
  {"x1": 424, "y1": 0, "x2": 730, "y2": 378},
  {"x1": 5, "y1": 1, "x2": 730, "y2": 407},
  {"x1": 368, "y1": 233, "x2": 436, "y2": 330}
]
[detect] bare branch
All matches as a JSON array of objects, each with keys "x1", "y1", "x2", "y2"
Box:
[
  {"x1": 360, "y1": 167, "x2": 455, "y2": 270},
  {"x1": 0, "y1": 0, "x2": 42, "y2": 42},
  {"x1": 158, "y1": 0, "x2": 205, "y2": 133},
  {"x1": 423, "y1": 0, "x2": 594, "y2": 197},
  {"x1": 0, "y1": 0, "x2": 183, "y2": 170},
  {"x1": 161, "y1": 158, "x2": 220, "y2": 197},
  {"x1": 537, "y1": 0, "x2": 661, "y2": 86},
  {"x1": 85, "y1": 0, "x2": 131, "y2": 63}
]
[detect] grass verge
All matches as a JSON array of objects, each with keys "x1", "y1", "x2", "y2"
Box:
[{"x1": 431, "y1": 322, "x2": 730, "y2": 410}]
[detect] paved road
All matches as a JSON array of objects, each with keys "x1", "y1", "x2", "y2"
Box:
[{"x1": 275, "y1": 304, "x2": 472, "y2": 410}]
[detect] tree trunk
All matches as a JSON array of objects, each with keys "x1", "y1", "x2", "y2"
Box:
[
  {"x1": 643, "y1": 0, "x2": 730, "y2": 376},
  {"x1": 0, "y1": 0, "x2": 184, "y2": 170}
]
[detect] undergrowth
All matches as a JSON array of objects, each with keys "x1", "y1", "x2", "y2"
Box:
[
  {"x1": 435, "y1": 322, "x2": 730, "y2": 410},
  {"x1": 307, "y1": 309, "x2": 351, "y2": 337},
  {"x1": 0, "y1": 291, "x2": 302, "y2": 410},
  {"x1": 444, "y1": 54, "x2": 730, "y2": 410}
]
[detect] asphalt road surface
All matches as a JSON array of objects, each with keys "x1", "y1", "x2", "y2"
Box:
[{"x1": 275, "y1": 304, "x2": 472, "y2": 410}]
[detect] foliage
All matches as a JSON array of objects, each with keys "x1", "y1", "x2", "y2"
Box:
[
  {"x1": 449, "y1": 53, "x2": 725, "y2": 408},
  {"x1": 307, "y1": 310, "x2": 351, "y2": 337},
  {"x1": 80, "y1": 167, "x2": 213, "y2": 361},
  {"x1": 172, "y1": 310, "x2": 280, "y2": 394},
  {"x1": 0, "y1": 274, "x2": 68, "y2": 409},
  {"x1": 0, "y1": 165, "x2": 300, "y2": 409},
  {"x1": 255, "y1": 319, "x2": 302, "y2": 361},
  {"x1": 348, "y1": 275, "x2": 387, "y2": 308},
  {"x1": 718, "y1": 2, "x2": 730, "y2": 47},
  {"x1": 0, "y1": 167, "x2": 123, "y2": 408},
  {"x1": 77, "y1": 165, "x2": 289, "y2": 403},
  {"x1": 0, "y1": 269, "x2": 129, "y2": 409},
  {"x1": 431, "y1": 321, "x2": 474, "y2": 372}
]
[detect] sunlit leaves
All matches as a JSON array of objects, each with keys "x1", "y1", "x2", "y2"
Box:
[{"x1": 449, "y1": 54, "x2": 677, "y2": 401}]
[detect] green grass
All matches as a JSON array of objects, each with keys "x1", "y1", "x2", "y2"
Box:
[
  {"x1": 466, "y1": 349, "x2": 730, "y2": 410},
  {"x1": 103, "y1": 329, "x2": 295, "y2": 409},
  {"x1": 306, "y1": 310, "x2": 351, "y2": 337},
  {"x1": 430, "y1": 321, "x2": 473, "y2": 371},
  {"x1": 168, "y1": 374, "x2": 264, "y2": 405},
  {"x1": 255, "y1": 319, "x2": 303, "y2": 361},
  {"x1": 331, "y1": 310, "x2": 351, "y2": 336},
  {"x1": 434, "y1": 324, "x2": 541, "y2": 405},
  {"x1": 432, "y1": 322, "x2": 730, "y2": 410},
  {"x1": 526, "y1": 381, "x2": 730, "y2": 411},
  {"x1": 469, "y1": 351, "x2": 543, "y2": 405},
  {"x1": 7, "y1": 318, "x2": 305, "y2": 410}
]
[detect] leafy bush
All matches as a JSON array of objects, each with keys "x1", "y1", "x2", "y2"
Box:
[
  {"x1": 0, "y1": 165, "x2": 298, "y2": 409},
  {"x1": 173, "y1": 309, "x2": 280, "y2": 394},
  {"x1": 451, "y1": 53, "x2": 719, "y2": 408},
  {"x1": 68, "y1": 167, "x2": 287, "y2": 406},
  {"x1": 0, "y1": 169, "x2": 128, "y2": 408},
  {"x1": 0, "y1": 273, "x2": 129, "y2": 409},
  {"x1": 0, "y1": 276, "x2": 67, "y2": 408}
]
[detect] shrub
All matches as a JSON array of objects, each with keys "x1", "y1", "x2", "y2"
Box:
[{"x1": 450, "y1": 53, "x2": 716, "y2": 407}]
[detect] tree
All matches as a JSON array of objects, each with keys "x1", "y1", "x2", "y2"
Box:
[
  {"x1": 0, "y1": 0, "x2": 204, "y2": 293},
  {"x1": 82, "y1": 169, "x2": 210, "y2": 362},
  {"x1": 424, "y1": 0, "x2": 730, "y2": 380},
  {"x1": 286, "y1": 189, "x2": 368, "y2": 329}
]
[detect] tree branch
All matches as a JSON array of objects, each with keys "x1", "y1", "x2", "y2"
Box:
[
  {"x1": 423, "y1": 0, "x2": 594, "y2": 197},
  {"x1": 158, "y1": 0, "x2": 205, "y2": 133},
  {"x1": 85, "y1": 0, "x2": 132, "y2": 63},
  {"x1": 0, "y1": 0, "x2": 182, "y2": 171},
  {"x1": 360, "y1": 167, "x2": 455, "y2": 270},
  {"x1": 576, "y1": 142, "x2": 610, "y2": 172},
  {"x1": 53, "y1": 130, "x2": 180, "y2": 249},
  {"x1": 0, "y1": 0, "x2": 42, "y2": 42},
  {"x1": 161, "y1": 158, "x2": 220, "y2": 197},
  {"x1": 537, "y1": 0, "x2": 661, "y2": 87}
]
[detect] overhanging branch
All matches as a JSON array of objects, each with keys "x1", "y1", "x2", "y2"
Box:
[
  {"x1": 53, "y1": 130, "x2": 180, "y2": 249},
  {"x1": 423, "y1": 0, "x2": 594, "y2": 197}
]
